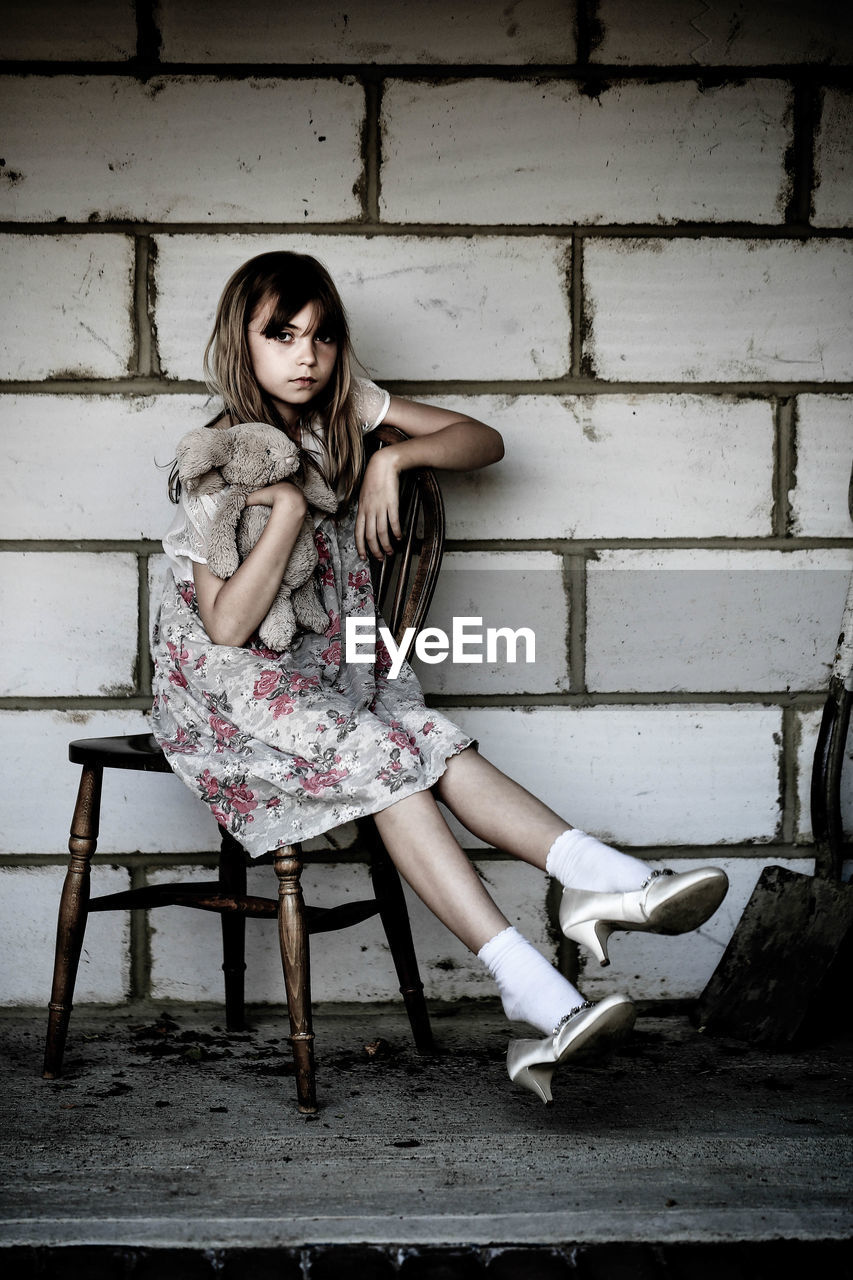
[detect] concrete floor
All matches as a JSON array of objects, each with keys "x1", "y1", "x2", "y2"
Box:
[{"x1": 1, "y1": 1002, "x2": 851, "y2": 1271}]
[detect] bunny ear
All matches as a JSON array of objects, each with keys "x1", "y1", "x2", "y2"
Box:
[
  {"x1": 175, "y1": 426, "x2": 233, "y2": 486},
  {"x1": 299, "y1": 456, "x2": 339, "y2": 513}
]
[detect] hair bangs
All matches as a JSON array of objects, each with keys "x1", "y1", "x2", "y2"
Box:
[{"x1": 255, "y1": 264, "x2": 348, "y2": 348}]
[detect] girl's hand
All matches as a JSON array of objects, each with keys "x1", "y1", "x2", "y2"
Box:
[
  {"x1": 355, "y1": 448, "x2": 402, "y2": 561},
  {"x1": 194, "y1": 481, "x2": 308, "y2": 646},
  {"x1": 245, "y1": 481, "x2": 307, "y2": 516}
]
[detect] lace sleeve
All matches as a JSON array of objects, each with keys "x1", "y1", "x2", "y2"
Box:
[
  {"x1": 352, "y1": 377, "x2": 391, "y2": 432},
  {"x1": 162, "y1": 488, "x2": 230, "y2": 580}
]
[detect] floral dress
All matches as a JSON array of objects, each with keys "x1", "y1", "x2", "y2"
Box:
[{"x1": 150, "y1": 378, "x2": 473, "y2": 858}]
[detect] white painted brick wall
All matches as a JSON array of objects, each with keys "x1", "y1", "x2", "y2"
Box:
[
  {"x1": 0, "y1": 78, "x2": 364, "y2": 224},
  {"x1": 790, "y1": 396, "x2": 853, "y2": 538},
  {"x1": 0, "y1": 553, "x2": 138, "y2": 698},
  {"x1": 1, "y1": 8, "x2": 850, "y2": 1012},
  {"x1": 0, "y1": 710, "x2": 220, "y2": 856},
  {"x1": 381, "y1": 79, "x2": 790, "y2": 225},
  {"x1": 153, "y1": 234, "x2": 571, "y2": 380},
  {"x1": 795, "y1": 708, "x2": 853, "y2": 843},
  {"x1": 3, "y1": 394, "x2": 211, "y2": 540},
  {"x1": 814, "y1": 89, "x2": 853, "y2": 229},
  {"x1": 0, "y1": 236, "x2": 134, "y2": 379},
  {"x1": 431, "y1": 394, "x2": 775, "y2": 540},
  {"x1": 0, "y1": 865, "x2": 130, "y2": 1005},
  {"x1": 1, "y1": 0, "x2": 136, "y2": 61},
  {"x1": 593, "y1": 0, "x2": 853, "y2": 65},
  {"x1": 584, "y1": 239, "x2": 853, "y2": 382},
  {"x1": 148, "y1": 859, "x2": 554, "y2": 1004},
  {"x1": 410, "y1": 551, "x2": 569, "y2": 696},
  {"x1": 586, "y1": 549, "x2": 853, "y2": 693},
  {"x1": 3, "y1": 385, "x2": 779, "y2": 549},
  {"x1": 579, "y1": 855, "x2": 816, "y2": 1002},
  {"x1": 438, "y1": 705, "x2": 783, "y2": 847},
  {"x1": 158, "y1": 0, "x2": 577, "y2": 64}
]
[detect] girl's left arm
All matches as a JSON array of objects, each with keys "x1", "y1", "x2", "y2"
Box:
[{"x1": 355, "y1": 396, "x2": 504, "y2": 561}]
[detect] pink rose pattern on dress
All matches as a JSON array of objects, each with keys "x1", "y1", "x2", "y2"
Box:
[
  {"x1": 375, "y1": 719, "x2": 425, "y2": 794},
  {"x1": 347, "y1": 565, "x2": 373, "y2": 612},
  {"x1": 150, "y1": 500, "x2": 474, "y2": 857},
  {"x1": 157, "y1": 723, "x2": 200, "y2": 755},
  {"x1": 196, "y1": 768, "x2": 258, "y2": 834},
  {"x1": 315, "y1": 529, "x2": 336, "y2": 587}
]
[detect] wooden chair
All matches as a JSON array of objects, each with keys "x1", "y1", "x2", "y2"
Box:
[{"x1": 43, "y1": 426, "x2": 445, "y2": 1113}]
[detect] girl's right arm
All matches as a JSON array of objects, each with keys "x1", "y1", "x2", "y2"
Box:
[{"x1": 193, "y1": 482, "x2": 308, "y2": 647}]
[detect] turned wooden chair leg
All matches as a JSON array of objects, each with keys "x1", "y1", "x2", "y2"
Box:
[
  {"x1": 273, "y1": 845, "x2": 317, "y2": 1113},
  {"x1": 43, "y1": 764, "x2": 102, "y2": 1078},
  {"x1": 218, "y1": 828, "x2": 247, "y2": 1031},
  {"x1": 370, "y1": 834, "x2": 434, "y2": 1052}
]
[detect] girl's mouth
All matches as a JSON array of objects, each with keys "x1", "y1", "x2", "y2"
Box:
[{"x1": 292, "y1": 377, "x2": 315, "y2": 386}]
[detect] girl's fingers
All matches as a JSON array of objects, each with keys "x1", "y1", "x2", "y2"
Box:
[
  {"x1": 355, "y1": 511, "x2": 367, "y2": 560},
  {"x1": 364, "y1": 512, "x2": 383, "y2": 561},
  {"x1": 356, "y1": 495, "x2": 400, "y2": 560},
  {"x1": 369, "y1": 521, "x2": 386, "y2": 560},
  {"x1": 378, "y1": 512, "x2": 395, "y2": 556},
  {"x1": 389, "y1": 505, "x2": 401, "y2": 541}
]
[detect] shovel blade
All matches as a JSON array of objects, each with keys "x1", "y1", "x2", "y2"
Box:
[{"x1": 695, "y1": 865, "x2": 853, "y2": 1048}]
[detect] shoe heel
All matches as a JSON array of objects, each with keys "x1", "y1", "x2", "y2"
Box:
[
  {"x1": 515, "y1": 1064, "x2": 554, "y2": 1105},
  {"x1": 565, "y1": 919, "x2": 612, "y2": 967}
]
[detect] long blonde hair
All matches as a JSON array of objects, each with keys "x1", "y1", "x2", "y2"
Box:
[{"x1": 171, "y1": 251, "x2": 364, "y2": 502}]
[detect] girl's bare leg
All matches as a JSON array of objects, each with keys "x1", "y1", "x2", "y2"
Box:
[
  {"x1": 434, "y1": 748, "x2": 568, "y2": 870},
  {"x1": 371, "y1": 786, "x2": 509, "y2": 953},
  {"x1": 433, "y1": 749, "x2": 658, "y2": 897},
  {"x1": 372, "y1": 781, "x2": 595, "y2": 1041}
]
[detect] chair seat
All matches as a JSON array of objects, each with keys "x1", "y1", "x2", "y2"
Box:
[{"x1": 68, "y1": 733, "x2": 172, "y2": 773}]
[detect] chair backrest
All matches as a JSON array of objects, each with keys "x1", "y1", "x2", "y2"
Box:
[{"x1": 367, "y1": 425, "x2": 446, "y2": 652}]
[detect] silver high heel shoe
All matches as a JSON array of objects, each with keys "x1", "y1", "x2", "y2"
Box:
[
  {"x1": 559, "y1": 866, "x2": 729, "y2": 967},
  {"x1": 506, "y1": 993, "x2": 636, "y2": 1104}
]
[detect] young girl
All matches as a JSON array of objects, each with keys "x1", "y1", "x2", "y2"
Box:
[{"x1": 152, "y1": 251, "x2": 728, "y2": 1104}]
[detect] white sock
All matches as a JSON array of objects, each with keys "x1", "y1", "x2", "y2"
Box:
[
  {"x1": 546, "y1": 828, "x2": 652, "y2": 894},
  {"x1": 477, "y1": 926, "x2": 587, "y2": 1035}
]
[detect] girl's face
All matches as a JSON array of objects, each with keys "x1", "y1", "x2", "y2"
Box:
[{"x1": 247, "y1": 299, "x2": 338, "y2": 426}]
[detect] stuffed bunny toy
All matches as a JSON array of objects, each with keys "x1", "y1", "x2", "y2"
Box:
[{"x1": 176, "y1": 421, "x2": 338, "y2": 650}]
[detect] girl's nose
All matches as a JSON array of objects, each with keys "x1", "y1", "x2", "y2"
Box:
[{"x1": 297, "y1": 338, "x2": 317, "y2": 366}]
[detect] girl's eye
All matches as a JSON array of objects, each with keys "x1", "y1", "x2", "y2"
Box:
[
  {"x1": 272, "y1": 331, "x2": 294, "y2": 344},
  {"x1": 316, "y1": 334, "x2": 336, "y2": 346}
]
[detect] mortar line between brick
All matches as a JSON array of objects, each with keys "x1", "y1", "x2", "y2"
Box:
[
  {"x1": 5, "y1": 536, "x2": 851, "y2": 553},
  {"x1": 133, "y1": 236, "x2": 154, "y2": 375},
  {"x1": 3, "y1": 222, "x2": 851, "y2": 238},
  {"x1": 134, "y1": 0, "x2": 162, "y2": 70},
  {"x1": 363, "y1": 79, "x2": 382, "y2": 223},
  {"x1": 1, "y1": 842, "x2": 830, "y2": 871},
  {"x1": 137, "y1": 552, "x2": 152, "y2": 696},
  {"x1": 1, "y1": 692, "x2": 827, "y2": 711},
  {"x1": 570, "y1": 233, "x2": 583, "y2": 378},
  {"x1": 1, "y1": 61, "x2": 845, "y2": 81},
  {"x1": 129, "y1": 863, "x2": 152, "y2": 1001},
  {"x1": 575, "y1": 0, "x2": 595, "y2": 67},
  {"x1": 787, "y1": 703, "x2": 806, "y2": 846},
  {"x1": 781, "y1": 703, "x2": 797, "y2": 844},
  {"x1": 773, "y1": 397, "x2": 795, "y2": 537},
  {"x1": 4, "y1": 380, "x2": 853, "y2": 397},
  {"x1": 786, "y1": 77, "x2": 818, "y2": 227},
  {"x1": 564, "y1": 553, "x2": 588, "y2": 694}
]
